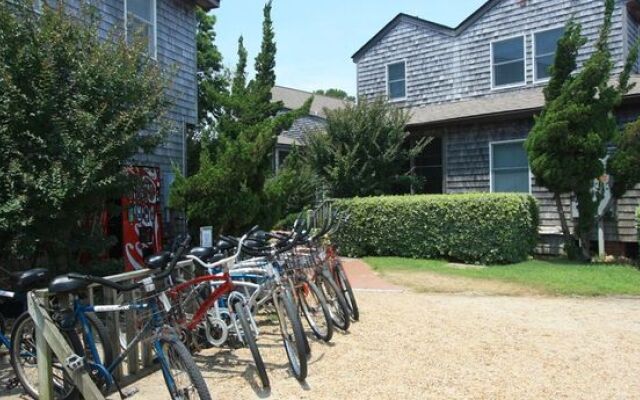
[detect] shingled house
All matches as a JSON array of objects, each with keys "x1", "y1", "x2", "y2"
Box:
[
  {"x1": 32, "y1": 0, "x2": 220, "y2": 267},
  {"x1": 271, "y1": 86, "x2": 351, "y2": 170},
  {"x1": 353, "y1": 0, "x2": 640, "y2": 256}
]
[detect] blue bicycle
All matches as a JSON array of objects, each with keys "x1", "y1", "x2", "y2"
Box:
[
  {"x1": 6, "y1": 268, "x2": 112, "y2": 400},
  {"x1": 12, "y1": 236, "x2": 212, "y2": 400}
]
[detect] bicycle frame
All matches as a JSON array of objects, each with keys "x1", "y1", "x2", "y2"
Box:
[{"x1": 70, "y1": 288, "x2": 178, "y2": 393}]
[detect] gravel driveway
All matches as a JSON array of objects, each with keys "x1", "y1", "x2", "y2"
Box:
[{"x1": 3, "y1": 290, "x2": 640, "y2": 399}]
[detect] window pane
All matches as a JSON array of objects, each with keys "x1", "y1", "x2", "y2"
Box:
[
  {"x1": 493, "y1": 37, "x2": 524, "y2": 64},
  {"x1": 127, "y1": 0, "x2": 152, "y2": 21},
  {"x1": 493, "y1": 170, "x2": 529, "y2": 193},
  {"x1": 388, "y1": 62, "x2": 405, "y2": 81},
  {"x1": 493, "y1": 142, "x2": 528, "y2": 169},
  {"x1": 494, "y1": 62, "x2": 524, "y2": 86},
  {"x1": 127, "y1": 15, "x2": 152, "y2": 49},
  {"x1": 535, "y1": 28, "x2": 564, "y2": 56},
  {"x1": 536, "y1": 55, "x2": 554, "y2": 80},
  {"x1": 389, "y1": 80, "x2": 406, "y2": 99}
]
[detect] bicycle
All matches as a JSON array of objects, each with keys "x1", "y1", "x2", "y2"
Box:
[
  {"x1": 13, "y1": 236, "x2": 212, "y2": 400},
  {"x1": 166, "y1": 229, "x2": 270, "y2": 389}
]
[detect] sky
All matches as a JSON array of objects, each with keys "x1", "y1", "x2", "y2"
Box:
[{"x1": 213, "y1": 1, "x2": 487, "y2": 96}]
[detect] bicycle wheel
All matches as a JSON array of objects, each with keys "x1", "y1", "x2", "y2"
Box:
[
  {"x1": 274, "y1": 289, "x2": 308, "y2": 381},
  {"x1": 10, "y1": 312, "x2": 80, "y2": 400},
  {"x1": 298, "y1": 278, "x2": 333, "y2": 342},
  {"x1": 233, "y1": 301, "x2": 270, "y2": 389},
  {"x1": 334, "y1": 262, "x2": 359, "y2": 321},
  {"x1": 317, "y1": 271, "x2": 350, "y2": 331},
  {"x1": 156, "y1": 334, "x2": 212, "y2": 400}
]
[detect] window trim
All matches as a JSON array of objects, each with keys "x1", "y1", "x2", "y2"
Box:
[
  {"x1": 124, "y1": 0, "x2": 158, "y2": 59},
  {"x1": 532, "y1": 26, "x2": 565, "y2": 84},
  {"x1": 490, "y1": 35, "x2": 527, "y2": 90},
  {"x1": 489, "y1": 139, "x2": 532, "y2": 194},
  {"x1": 386, "y1": 60, "x2": 407, "y2": 102}
]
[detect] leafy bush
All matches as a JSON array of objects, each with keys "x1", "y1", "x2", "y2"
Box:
[{"x1": 333, "y1": 194, "x2": 539, "y2": 265}]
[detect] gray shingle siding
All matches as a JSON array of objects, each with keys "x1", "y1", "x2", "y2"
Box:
[
  {"x1": 415, "y1": 110, "x2": 640, "y2": 244},
  {"x1": 356, "y1": 0, "x2": 628, "y2": 107},
  {"x1": 281, "y1": 115, "x2": 327, "y2": 142}
]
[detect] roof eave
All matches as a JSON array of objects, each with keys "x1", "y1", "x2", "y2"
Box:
[
  {"x1": 195, "y1": 0, "x2": 220, "y2": 11},
  {"x1": 352, "y1": 0, "x2": 502, "y2": 63}
]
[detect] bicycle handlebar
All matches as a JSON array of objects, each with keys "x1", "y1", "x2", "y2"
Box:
[{"x1": 68, "y1": 235, "x2": 192, "y2": 292}]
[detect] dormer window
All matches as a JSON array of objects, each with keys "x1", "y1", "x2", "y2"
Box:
[
  {"x1": 491, "y1": 36, "x2": 525, "y2": 88},
  {"x1": 534, "y1": 27, "x2": 564, "y2": 81},
  {"x1": 387, "y1": 61, "x2": 406, "y2": 100},
  {"x1": 125, "y1": 0, "x2": 157, "y2": 58}
]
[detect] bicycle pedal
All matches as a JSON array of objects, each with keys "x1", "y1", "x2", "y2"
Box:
[{"x1": 120, "y1": 386, "x2": 139, "y2": 399}]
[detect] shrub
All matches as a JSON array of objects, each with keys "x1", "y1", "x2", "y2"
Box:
[{"x1": 333, "y1": 193, "x2": 539, "y2": 265}]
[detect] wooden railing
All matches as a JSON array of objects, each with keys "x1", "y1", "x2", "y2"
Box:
[{"x1": 28, "y1": 261, "x2": 195, "y2": 400}]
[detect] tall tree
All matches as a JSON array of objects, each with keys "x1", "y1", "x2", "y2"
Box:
[
  {"x1": 525, "y1": 0, "x2": 639, "y2": 260},
  {"x1": 188, "y1": 7, "x2": 226, "y2": 176},
  {"x1": 171, "y1": 1, "x2": 307, "y2": 234},
  {"x1": 196, "y1": 7, "x2": 226, "y2": 126},
  {"x1": 304, "y1": 97, "x2": 429, "y2": 198},
  {"x1": 0, "y1": 1, "x2": 167, "y2": 270}
]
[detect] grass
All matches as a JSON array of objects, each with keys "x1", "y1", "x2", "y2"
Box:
[{"x1": 363, "y1": 257, "x2": 640, "y2": 296}]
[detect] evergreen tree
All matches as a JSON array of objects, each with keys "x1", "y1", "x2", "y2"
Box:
[
  {"x1": 525, "y1": 0, "x2": 639, "y2": 260},
  {"x1": 171, "y1": 1, "x2": 308, "y2": 234},
  {"x1": 304, "y1": 97, "x2": 429, "y2": 198}
]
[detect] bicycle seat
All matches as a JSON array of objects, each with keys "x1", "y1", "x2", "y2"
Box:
[
  {"x1": 48, "y1": 275, "x2": 89, "y2": 294},
  {"x1": 11, "y1": 268, "x2": 49, "y2": 291},
  {"x1": 189, "y1": 247, "x2": 215, "y2": 261},
  {"x1": 216, "y1": 239, "x2": 235, "y2": 252},
  {"x1": 145, "y1": 251, "x2": 171, "y2": 270}
]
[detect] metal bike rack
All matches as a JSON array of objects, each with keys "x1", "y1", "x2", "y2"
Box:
[{"x1": 27, "y1": 262, "x2": 195, "y2": 400}]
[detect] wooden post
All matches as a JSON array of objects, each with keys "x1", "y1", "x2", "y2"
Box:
[
  {"x1": 32, "y1": 294, "x2": 53, "y2": 400},
  {"x1": 103, "y1": 287, "x2": 123, "y2": 380},
  {"x1": 124, "y1": 289, "x2": 139, "y2": 375},
  {"x1": 28, "y1": 292, "x2": 105, "y2": 400}
]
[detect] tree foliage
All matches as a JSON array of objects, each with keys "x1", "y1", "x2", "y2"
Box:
[
  {"x1": 0, "y1": 1, "x2": 167, "y2": 270},
  {"x1": 304, "y1": 97, "x2": 429, "y2": 198},
  {"x1": 525, "y1": 0, "x2": 640, "y2": 259},
  {"x1": 314, "y1": 88, "x2": 355, "y2": 102},
  {"x1": 171, "y1": 0, "x2": 309, "y2": 234}
]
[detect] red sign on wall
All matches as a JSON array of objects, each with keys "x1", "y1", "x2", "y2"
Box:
[{"x1": 122, "y1": 166, "x2": 163, "y2": 271}]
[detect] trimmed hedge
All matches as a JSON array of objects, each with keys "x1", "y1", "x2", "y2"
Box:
[{"x1": 333, "y1": 193, "x2": 539, "y2": 265}]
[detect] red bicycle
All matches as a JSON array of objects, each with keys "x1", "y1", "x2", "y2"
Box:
[{"x1": 165, "y1": 236, "x2": 270, "y2": 390}]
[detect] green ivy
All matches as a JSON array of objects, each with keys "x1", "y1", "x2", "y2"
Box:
[{"x1": 333, "y1": 194, "x2": 539, "y2": 265}]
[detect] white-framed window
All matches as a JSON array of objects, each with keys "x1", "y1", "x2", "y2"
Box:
[
  {"x1": 387, "y1": 61, "x2": 406, "y2": 101},
  {"x1": 534, "y1": 27, "x2": 564, "y2": 81},
  {"x1": 490, "y1": 139, "x2": 531, "y2": 193},
  {"x1": 491, "y1": 36, "x2": 525, "y2": 88},
  {"x1": 125, "y1": 0, "x2": 157, "y2": 58}
]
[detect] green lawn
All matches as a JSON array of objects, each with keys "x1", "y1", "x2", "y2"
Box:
[{"x1": 364, "y1": 257, "x2": 640, "y2": 296}]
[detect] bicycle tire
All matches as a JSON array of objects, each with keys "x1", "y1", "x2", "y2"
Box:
[
  {"x1": 275, "y1": 289, "x2": 308, "y2": 381},
  {"x1": 233, "y1": 301, "x2": 270, "y2": 389},
  {"x1": 298, "y1": 278, "x2": 333, "y2": 342},
  {"x1": 10, "y1": 312, "x2": 80, "y2": 400},
  {"x1": 334, "y1": 262, "x2": 360, "y2": 321},
  {"x1": 317, "y1": 271, "x2": 350, "y2": 331},
  {"x1": 156, "y1": 334, "x2": 212, "y2": 400}
]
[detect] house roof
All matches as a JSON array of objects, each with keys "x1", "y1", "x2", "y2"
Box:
[
  {"x1": 194, "y1": 0, "x2": 220, "y2": 11},
  {"x1": 352, "y1": 0, "x2": 501, "y2": 62},
  {"x1": 271, "y1": 86, "x2": 352, "y2": 118},
  {"x1": 407, "y1": 75, "x2": 640, "y2": 127}
]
